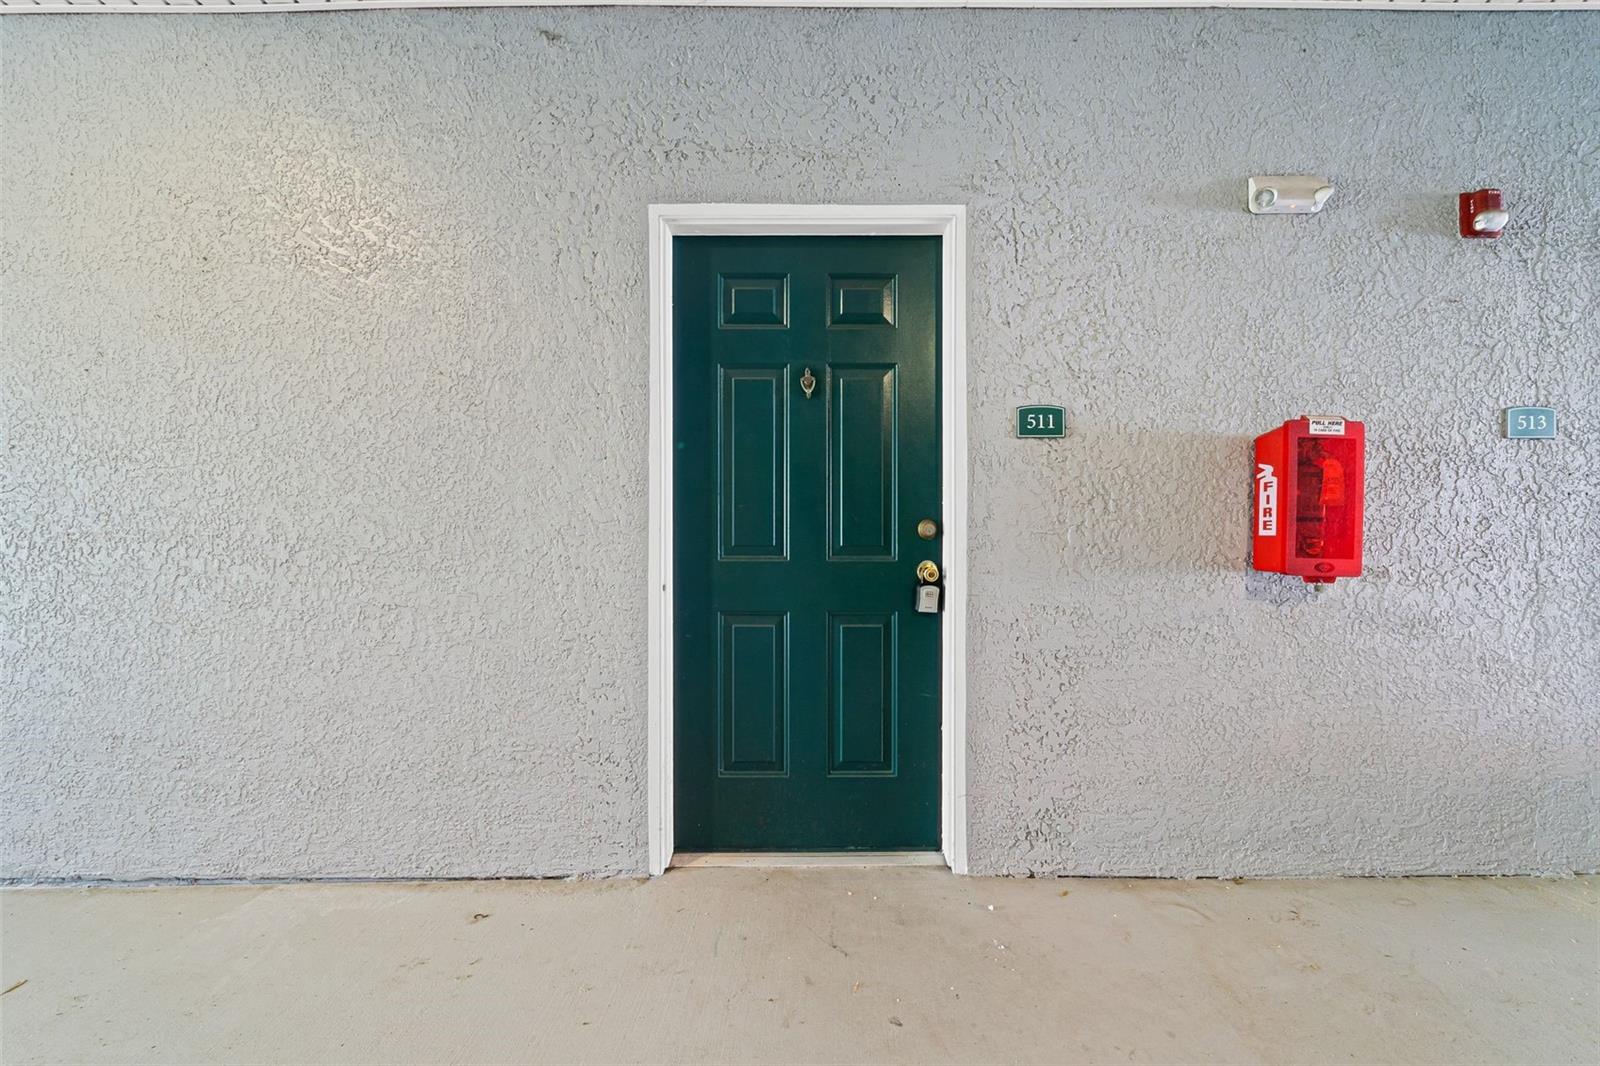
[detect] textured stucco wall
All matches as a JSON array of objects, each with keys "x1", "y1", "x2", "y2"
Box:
[{"x1": 3, "y1": 10, "x2": 1597, "y2": 880}]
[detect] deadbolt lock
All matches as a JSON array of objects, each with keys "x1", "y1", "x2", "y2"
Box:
[
  {"x1": 916, "y1": 518, "x2": 939, "y2": 541},
  {"x1": 916, "y1": 560, "x2": 941, "y2": 584}
]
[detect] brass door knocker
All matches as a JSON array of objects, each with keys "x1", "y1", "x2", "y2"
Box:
[{"x1": 800, "y1": 367, "x2": 816, "y2": 400}]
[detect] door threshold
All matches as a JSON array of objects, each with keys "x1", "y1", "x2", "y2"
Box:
[{"x1": 671, "y1": 851, "x2": 948, "y2": 869}]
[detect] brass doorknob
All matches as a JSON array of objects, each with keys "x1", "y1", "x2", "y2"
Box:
[{"x1": 916, "y1": 560, "x2": 941, "y2": 584}]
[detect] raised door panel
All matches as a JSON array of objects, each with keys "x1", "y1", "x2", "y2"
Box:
[
  {"x1": 828, "y1": 274, "x2": 897, "y2": 328},
  {"x1": 828, "y1": 613, "x2": 897, "y2": 776},
  {"x1": 718, "y1": 613, "x2": 788, "y2": 776},
  {"x1": 718, "y1": 366, "x2": 788, "y2": 560},
  {"x1": 827, "y1": 365, "x2": 897, "y2": 561},
  {"x1": 720, "y1": 274, "x2": 789, "y2": 329}
]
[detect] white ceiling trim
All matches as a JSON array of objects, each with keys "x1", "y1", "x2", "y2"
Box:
[{"x1": 2, "y1": 0, "x2": 1595, "y2": 13}]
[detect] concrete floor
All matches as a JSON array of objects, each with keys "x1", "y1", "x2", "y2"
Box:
[{"x1": 1, "y1": 871, "x2": 1595, "y2": 1065}]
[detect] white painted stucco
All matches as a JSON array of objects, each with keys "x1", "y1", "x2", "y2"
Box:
[{"x1": 3, "y1": 10, "x2": 1596, "y2": 879}]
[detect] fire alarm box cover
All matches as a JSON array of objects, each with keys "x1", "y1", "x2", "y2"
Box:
[{"x1": 1253, "y1": 417, "x2": 1366, "y2": 583}]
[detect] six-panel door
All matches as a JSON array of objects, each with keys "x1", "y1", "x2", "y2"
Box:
[{"x1": 674, "y1": 236, "x2": 942, "y2": 851}]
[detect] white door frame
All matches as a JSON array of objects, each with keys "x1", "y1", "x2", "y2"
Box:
[{"x1": 647, "y1": 203, "x2": 969, "y2": 876}]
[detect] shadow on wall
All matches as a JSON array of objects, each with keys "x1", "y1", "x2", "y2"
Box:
[
  {"x1": 1158, "y1": 177, "x2": 1458, "y2": 243},
  {"x1": 1018, "y1": 421, "x2": 1322, "y2": 604},
  {"x1": 1031, "y1": 424, "x2": 1234, "y2": 575},
  {"x1": 1243, "y1": 564, "x2": 1322, "y2": 606},
  {"x1": 1158, "y1": 177, "x2": 1241, "y2": 216},
  {"x1": 1164, "y1": 176, "x2": 1465, "y2": 243}
]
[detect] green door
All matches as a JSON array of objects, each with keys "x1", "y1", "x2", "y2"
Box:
[{"x1": 674, "y1": 235, "x2": 942, "y2": 851}]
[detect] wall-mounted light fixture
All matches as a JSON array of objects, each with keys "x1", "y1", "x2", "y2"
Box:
[{"x1": 1247, "y1": 176, "x2": 1336, "y2": 215}]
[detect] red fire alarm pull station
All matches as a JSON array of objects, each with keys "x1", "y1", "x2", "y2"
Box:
[{"x1": 1253, "y1": 417, "x2": 1366, "y2": 583}]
